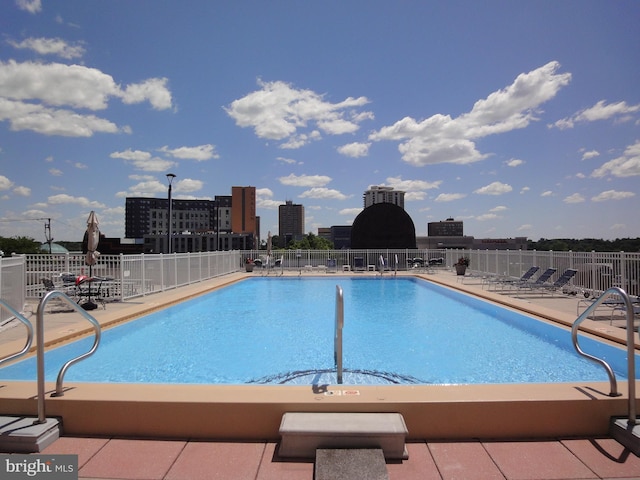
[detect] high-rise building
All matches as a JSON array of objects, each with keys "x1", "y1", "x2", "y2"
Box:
[
  {"x1": 231, "y1": 186, "x2": 257, "y2": 235},
  {"x1": 363, "y1": 186, "x2": 405, "y2": 209},
  {"x1": 125, "y1": 190, "x2": 256, "y2": 253},
  {"x1": 428, "y1": 217, "x2": 463, "y2": 236},
  {"x1": 125, "y1": 197, "x2": 216, "y2": 239},
  {"x1": 278, "y1": 200, "x2": 304, "y2": 247}
]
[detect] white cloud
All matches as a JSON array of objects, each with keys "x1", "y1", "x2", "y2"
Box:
[
  {"x1": 158, "y1": 144, "x2": 219, "y2": 161},
  {"x1": 111, "y1": 149, "x2": 152, "y2": 162},
  {"x1": 581, "y1": 150, "x2": 599, "y2": 160},
  {"x1": 490, "y1": 205, "x2": 508, "y2": 212},
  {"x1": 0, "y1": 175, "x2": 14, "y2": 190},
  {"x1": 0, "y1": 60, "x2": 172, "y2": 136},
  {"x1": 370, "y1": 61, "x2": 571, "y2": 166},
  {"x1": 48, "y1": 168, "x2": 63, "y2": 176},
  {"x1": 174, "y1": 178, "x2": 203, "y2": 193},
  {"x1": 8, "y1": 37, "x2": 86, "y2": 59},
  {"x1": 505, "y1": 158, "x2": 524, "y2": 167},
  {"x1": 278, "y1": 173, "x2": 331, "y2": 187},
  {"x1": 279, "y1": 131, "x2": 321, "y2": 149},
  {"x1": 591, "y1": 140, "x2": 640, "y2": 178},
  {"x1": 339, "y1": 207, "x2": 362, "y2": 216},
  {"x1": 474, "y1": 181, "x2": 513, "y2": 195},
  {"x1": 16, "y1": 0, "x2": 41, "y2": 14},
  {"x1": 299, "y1": 187, "x2": 349, "y2": 200},
  {"x1": 591, "y1": 190, "x2": 635, "y2": 202},
  {"x1": 276, "y1": 156, "x2": 300, "y2": 165},
  {"x1": 256, "y1": 188, "x2": 281, "y2": 209},
  {"x1": 541, "y1": 190, "x2": 553, "y2": 197},
  {"x1": 120, "y1": 180, "x2": 168, "y2": 197},
  {"x1": 121, "y1": 77, "x2": 173, "y2": 110},
  {"x1": 384, "y1": 176, "x2": 442, "y2": 191},
  {"x1": 518, "y1": 224, "x2": 533, "y2": 232},
  {"x1": 563, "y1": 193, "x2": 585, "y2": 204},
  {"x1": 0, "y1": 97, "x2": 123, "y2": 136},
  {"x1": 551, "y1": 100, "x2": 640, "y2": 129},
  {"x1": 337, "y1": 142, "x2": 370, "y2": 157},
  {"x1": 225, "y1": 79, "x2": 372, "y2": 148},
  {"x1": 476, "y1": 213, "x2": 499, "y2": 221},
  {"x1": 47, "y1": 194, "x2": 106, "y2": 208},
  {"x1": 121, "y1": 178, "x2": 203, "y2": 197},
  {"x1": 13, "y1": 186, "x2": 31, "y2": 196},
  {"x1": 111, "y1": 149, "x2": 175, "y2": 171},
  {"x1": 434, "y1": 193, "x2": 466, "y2": 202}
]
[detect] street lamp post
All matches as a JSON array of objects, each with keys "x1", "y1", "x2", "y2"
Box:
[{"x1": 166, "y1": 173, "x2": 176, "y2": 253}]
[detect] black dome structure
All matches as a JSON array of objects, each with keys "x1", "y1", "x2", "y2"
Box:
[{"x1": 351, "y1": 203, "x2": 416, "y2": 249}]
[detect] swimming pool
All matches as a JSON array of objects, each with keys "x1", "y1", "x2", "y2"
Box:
[{"x1": 1, "y1": 277, "x2": 637, "y2": 385}]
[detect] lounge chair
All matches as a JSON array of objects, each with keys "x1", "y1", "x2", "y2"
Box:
[
  {"x1": 577, "y1": 293, "x2": 640, "y2": 319},
  {"x1": 507, "y1": 267, "x2": 557, "y2": 292},
  {"x1": 515, "y1": 268, "x2": 577, "y2": 295},
  {"x1": 485, "y1": 266, "x2": 539, "y2": 290},
  {"x1": 326, "y1": 258, "x2": 337, "y2": 273}
]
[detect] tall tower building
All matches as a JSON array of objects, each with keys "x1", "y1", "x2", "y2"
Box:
[
  {"x1": 363, "y1": 186, "x2": 405, "y2": 209},
  {"x1": 231, "y1": 186, "x2": 256, "y2": 235},
  {"x1": 278, "y1": 200, "x2": 305, "y2": 247}
]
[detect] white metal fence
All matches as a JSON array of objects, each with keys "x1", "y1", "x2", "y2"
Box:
[
  {"x1": 0, "y1": 256, "x2": 26, "y2": 322},
  {"x1": 7, "y1": 248, "x2": 640, "y2": 306},
  {"x1": 461, "y1": 249, "x2": 640, "y2": 297},
  {"x1": 23, "y1": 251, "x2": 242, "y2": 301},
  {"x1": 241, "y1": 248, "x2": 640, "y2": 297}
]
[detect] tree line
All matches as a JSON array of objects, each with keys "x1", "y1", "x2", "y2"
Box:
[
  {"x1": 527, "y1": 238, "x2": 640, "y2": 252},
  {"x1": 1, "y1": 234, "x2": 639, "y2": 256}
]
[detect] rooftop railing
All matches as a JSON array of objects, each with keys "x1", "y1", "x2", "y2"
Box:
[{"x1": 6, "y1": 248, "x2": 640, "y2": 305}]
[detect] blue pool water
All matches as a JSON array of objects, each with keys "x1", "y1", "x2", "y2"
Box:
[{"x1": 1, "y1": 277, "x2": 637, "y2": 385}]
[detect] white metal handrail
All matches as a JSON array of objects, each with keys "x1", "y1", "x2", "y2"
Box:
[
  {"x1": 571, "y1": 287, "x2": 636, "y2": 421},
  {"x1": 334, "y1": 285, "x2": 344, "y2": 384},
  {"x1": 0, "y1": 299, "x2": 33, "y2": 367},
  {"x1": 35, "y1": 290, "x2": 102, "y2": 423}
]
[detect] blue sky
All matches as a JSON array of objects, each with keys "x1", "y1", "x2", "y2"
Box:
[{"x1": 1, "y1": 0, "x2": 639, "y2": 245}]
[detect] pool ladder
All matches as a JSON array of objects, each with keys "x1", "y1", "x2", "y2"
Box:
[
  {"x1": 0, "y1": 299, "x2": 34, "y2": 368},
  {"x1": 571, "y1": 286, "x2": 638, "y2": 454},
  {"x1": 34, "y1": 290, "x2": 102, "y2": 423},
  {"x1": 334, "y1": 285, "x2": 344, "y2": 384}
]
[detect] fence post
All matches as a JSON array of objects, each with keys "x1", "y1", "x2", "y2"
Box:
[{"x1": 620, "y1": 251, "x2": 627, "y2": 293}]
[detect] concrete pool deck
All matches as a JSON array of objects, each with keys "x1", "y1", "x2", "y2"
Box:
[{"x1": 1, "y1": 269, "x2": 640, "y2": 478}]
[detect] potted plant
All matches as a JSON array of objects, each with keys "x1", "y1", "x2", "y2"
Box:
[
  {"x1": 454, "y1": 256, "x2": 470, "y2": 275},
  {"x1": 245, "y1": 258, "x2": 255, "y2": 272}
]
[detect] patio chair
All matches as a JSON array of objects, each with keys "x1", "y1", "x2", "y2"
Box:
[
  {"x1": 507, "y1": 267, "x2": 557, "y2": 292},
  {"x1": 515, "y1": 268, "x2": 578, "y2": 295},
  {"x1": 326, "y1": 258, "x2": 337, "y2": 273},
  {"x1": 485, "y1": 266, "x2": 539, "y2": 290}
]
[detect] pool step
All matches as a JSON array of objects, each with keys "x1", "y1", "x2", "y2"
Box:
[
  {"x1": 278, "y1": 412, "x2": 408, "y2": 460},
  {"x1": 0, "y1": 416, "x2": 61, "y2": 453},
  {"x1": 315, "y1": 448, "x2": 389, "y2": 480},
  {"x1": 610, "y1": 417, "x2": 640, "y2": 456}
]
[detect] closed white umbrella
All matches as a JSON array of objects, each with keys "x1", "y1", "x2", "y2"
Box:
[
  {"x1": 85, "y1": 211, "x2": 100, "y2": 268},
  {"x1": 266, "y1": 231, "x2": 272, "y2": 267},
  {"x1": 83, "y1": 211, "x2": 100, "y2": 310}
]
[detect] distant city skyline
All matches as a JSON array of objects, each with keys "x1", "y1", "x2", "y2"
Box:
[{"x1": 1, "y1": 1, "x2": 638, "y2": 244}]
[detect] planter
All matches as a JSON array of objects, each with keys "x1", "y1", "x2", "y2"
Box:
[
  {"x1": 455, "y1": 264, "x2": 467, "y2": 276},
  {"x1": 245, "y1": 264, "x2": 255, "y2": 272}
]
